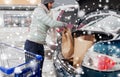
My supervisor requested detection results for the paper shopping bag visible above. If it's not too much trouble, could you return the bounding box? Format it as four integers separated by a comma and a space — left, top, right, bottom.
73, 35, 95, 68
61, 28, 74, 59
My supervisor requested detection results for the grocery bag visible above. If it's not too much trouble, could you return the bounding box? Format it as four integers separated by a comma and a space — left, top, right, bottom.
61, 28, 74, 59
73, 35, 95, 68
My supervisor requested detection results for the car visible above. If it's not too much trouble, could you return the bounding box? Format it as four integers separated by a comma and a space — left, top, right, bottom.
82, 37, 120, 77
79, 10, 120, 35
53, 10, 120, 77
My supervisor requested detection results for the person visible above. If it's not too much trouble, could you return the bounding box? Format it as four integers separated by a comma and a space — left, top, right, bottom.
24, 0, 67, 76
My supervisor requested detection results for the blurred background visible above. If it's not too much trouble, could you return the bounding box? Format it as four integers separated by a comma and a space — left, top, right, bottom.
0, 0, 78, 77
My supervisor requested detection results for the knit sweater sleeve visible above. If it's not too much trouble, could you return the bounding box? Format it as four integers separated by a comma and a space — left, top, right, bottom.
34, 8, 65, 28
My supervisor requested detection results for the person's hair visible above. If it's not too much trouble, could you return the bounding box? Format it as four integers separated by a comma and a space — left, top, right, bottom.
44, 3, 49, 10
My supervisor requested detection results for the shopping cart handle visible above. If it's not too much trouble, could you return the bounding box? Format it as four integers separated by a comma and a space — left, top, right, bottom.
35, 55, 43, 61
25, 51, 43, 61
0, 67, 14, 75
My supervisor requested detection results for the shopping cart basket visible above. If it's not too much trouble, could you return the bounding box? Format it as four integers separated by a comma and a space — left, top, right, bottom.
0, 43, 43, 77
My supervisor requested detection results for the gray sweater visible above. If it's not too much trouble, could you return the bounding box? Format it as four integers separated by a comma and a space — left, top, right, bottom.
27, 4, 64, 44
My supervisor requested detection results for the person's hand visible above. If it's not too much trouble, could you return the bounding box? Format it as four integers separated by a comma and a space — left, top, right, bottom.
56, 27, 64, 33
47, 43, 57, 50
66, 23, 74, 29
56, 23, 74, 32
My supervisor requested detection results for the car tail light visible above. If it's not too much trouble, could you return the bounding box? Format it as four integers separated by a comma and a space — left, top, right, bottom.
82, 47, 120, 71
97, 55, 115, 70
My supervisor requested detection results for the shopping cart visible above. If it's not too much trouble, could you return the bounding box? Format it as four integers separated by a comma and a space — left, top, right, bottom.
0, 43, 43, 77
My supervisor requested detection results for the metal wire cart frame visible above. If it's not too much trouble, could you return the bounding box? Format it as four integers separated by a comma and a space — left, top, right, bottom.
0, 43, 43, 77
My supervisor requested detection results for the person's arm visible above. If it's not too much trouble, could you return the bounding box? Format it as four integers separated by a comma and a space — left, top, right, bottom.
34, 8, 65, 27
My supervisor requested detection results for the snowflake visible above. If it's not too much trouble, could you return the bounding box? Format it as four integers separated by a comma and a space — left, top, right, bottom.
56, 59, 60, 63
116, 49, 120, 52
112, 46, 117, 49
93, 3, 95, 5
14, 67, 22, 74
50, 71, 53, 75
99, 0, 102, 2
12, 6, 15, 10
7, 36, 10, 39
32, 71, 36, 75
78, 10, 85, 17
88, 31, 92, 35
65, 15, 71, 20
117, 73, 120, 77
83, 31, 86, 34
117, 19, 120, 22
0, 53, 8, 60
85, 5, 88, 8
98, 4, 102, 8
88, 8, 90, 10
19, 57, 22, 60
75, 67, 83, 74
99, 36, 102, 39
107, 41, 111, 44
106, 0, 109, 3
